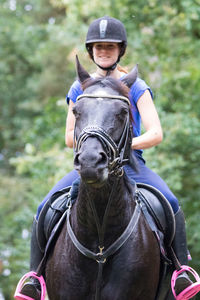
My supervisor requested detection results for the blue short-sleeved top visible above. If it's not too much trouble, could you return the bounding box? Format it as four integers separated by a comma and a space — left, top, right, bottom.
66, 77, 153, 154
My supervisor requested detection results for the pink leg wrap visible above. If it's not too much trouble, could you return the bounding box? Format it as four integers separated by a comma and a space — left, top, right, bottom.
14, 271, 46, 300
171, 265, 200, 300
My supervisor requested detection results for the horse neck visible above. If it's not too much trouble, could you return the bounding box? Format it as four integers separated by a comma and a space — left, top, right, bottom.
71, 176, 136, 248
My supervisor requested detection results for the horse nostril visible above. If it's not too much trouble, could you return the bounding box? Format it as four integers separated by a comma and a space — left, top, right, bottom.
74, 151, 107, 168
74, 153, 80, 167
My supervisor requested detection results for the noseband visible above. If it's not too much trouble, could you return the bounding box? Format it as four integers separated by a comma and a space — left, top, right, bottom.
74, 94, 131, 176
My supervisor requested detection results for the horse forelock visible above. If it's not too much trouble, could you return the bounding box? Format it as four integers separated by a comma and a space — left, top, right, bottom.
81, 77, 130, 99
81, 76, 134, 122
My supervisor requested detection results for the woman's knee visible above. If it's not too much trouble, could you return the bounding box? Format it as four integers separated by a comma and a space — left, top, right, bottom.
164, 192, 179, 213
36, 199, 47, 220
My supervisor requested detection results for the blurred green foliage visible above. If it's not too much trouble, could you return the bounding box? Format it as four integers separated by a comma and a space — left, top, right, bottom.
0, 0, 200, 298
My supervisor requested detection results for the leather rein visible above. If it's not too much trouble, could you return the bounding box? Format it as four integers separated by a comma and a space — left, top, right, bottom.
68, 93, 141, 300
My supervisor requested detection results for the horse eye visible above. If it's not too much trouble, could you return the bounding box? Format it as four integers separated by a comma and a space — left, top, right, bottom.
121, 107, 129, 114
116, 107, 128, 119
72, 107, 81, 118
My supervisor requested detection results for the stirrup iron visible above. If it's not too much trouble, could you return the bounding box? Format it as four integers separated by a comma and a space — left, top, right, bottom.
14, 271, 46, 300
171, 265, 200, 300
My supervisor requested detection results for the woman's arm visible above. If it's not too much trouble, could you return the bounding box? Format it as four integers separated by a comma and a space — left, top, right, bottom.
131, 89, 163, 150
65, 100, 75, 148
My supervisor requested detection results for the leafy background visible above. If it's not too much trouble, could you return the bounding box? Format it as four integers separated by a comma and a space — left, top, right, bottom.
0, 0, 200, 298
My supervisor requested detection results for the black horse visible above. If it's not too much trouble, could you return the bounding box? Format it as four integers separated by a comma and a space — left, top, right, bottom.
45, 58, 173, 300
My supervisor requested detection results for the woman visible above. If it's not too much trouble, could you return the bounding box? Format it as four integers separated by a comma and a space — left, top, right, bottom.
16, 16, 199, 300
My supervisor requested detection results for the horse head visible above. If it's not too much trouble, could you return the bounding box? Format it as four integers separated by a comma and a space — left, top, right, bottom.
73, 56, 138, 186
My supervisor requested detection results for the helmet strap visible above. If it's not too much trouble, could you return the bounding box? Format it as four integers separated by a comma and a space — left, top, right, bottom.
96, 62, 117, 71
94, 59, 119, 76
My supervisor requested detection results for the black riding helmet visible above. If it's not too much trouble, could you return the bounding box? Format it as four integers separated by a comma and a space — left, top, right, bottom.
85, 16, 127, 71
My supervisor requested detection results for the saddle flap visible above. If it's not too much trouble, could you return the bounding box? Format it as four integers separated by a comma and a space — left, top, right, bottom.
37, 187, 71, 252
137, 183, 175, 247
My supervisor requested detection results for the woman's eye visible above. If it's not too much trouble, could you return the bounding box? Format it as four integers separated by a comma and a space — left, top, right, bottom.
94, 44, 101, 49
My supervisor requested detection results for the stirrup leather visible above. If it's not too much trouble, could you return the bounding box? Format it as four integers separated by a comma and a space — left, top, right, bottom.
14, 271, 46, 300
171, 265, 200, 300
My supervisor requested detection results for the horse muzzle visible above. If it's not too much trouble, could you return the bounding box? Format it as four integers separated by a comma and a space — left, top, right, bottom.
74, 137, 109, 186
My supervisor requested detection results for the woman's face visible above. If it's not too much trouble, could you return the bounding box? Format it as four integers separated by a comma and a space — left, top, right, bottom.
92, 42, 120, 68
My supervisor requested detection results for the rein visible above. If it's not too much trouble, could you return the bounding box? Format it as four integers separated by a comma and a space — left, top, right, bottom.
67, 195, 141, 262
69, 93, 137, 299
67, 185, 141, 300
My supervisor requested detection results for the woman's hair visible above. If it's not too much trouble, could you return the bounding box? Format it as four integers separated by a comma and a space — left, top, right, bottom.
117, 65, 128, 74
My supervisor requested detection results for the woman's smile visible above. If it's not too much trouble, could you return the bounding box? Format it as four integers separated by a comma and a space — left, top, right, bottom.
93, 42, 120, 68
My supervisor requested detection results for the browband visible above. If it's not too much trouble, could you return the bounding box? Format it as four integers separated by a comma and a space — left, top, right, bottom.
76, 94, 130, 105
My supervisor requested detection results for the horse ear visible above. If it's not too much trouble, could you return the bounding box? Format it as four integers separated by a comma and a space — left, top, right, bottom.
76, 55, 91, 83
124, 126, 138, 173
121, 64, 138, 88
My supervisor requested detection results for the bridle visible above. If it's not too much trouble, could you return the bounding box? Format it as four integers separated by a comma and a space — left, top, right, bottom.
74, 93, 132, 176
66, 92, 141, 300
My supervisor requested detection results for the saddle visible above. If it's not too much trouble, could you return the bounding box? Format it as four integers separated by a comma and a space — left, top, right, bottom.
37, 187, 71, 252
35, 181, 176, 299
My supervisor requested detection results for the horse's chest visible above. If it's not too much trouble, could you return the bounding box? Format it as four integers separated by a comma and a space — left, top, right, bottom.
46, 212, 160, 300
64, 240, 157, 300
